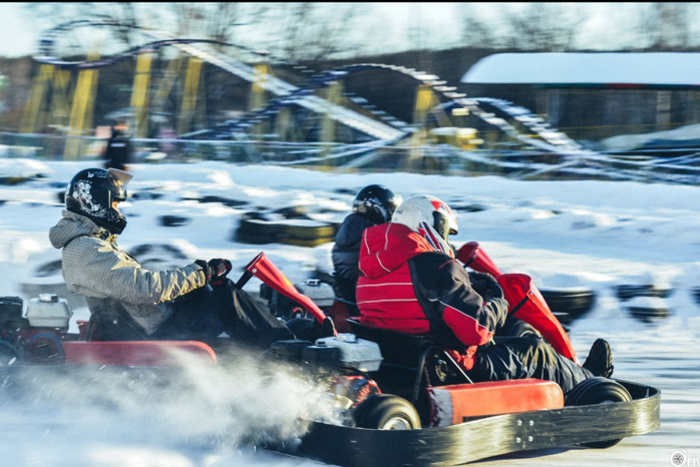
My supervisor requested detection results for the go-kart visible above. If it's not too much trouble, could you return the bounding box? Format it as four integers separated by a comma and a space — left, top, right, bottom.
0, 246, 660, 467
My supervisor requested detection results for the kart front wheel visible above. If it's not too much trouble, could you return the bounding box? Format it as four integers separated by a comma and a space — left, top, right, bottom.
352, 394, 421, 430
0, 340, 21, 366
565, 377, 632, 449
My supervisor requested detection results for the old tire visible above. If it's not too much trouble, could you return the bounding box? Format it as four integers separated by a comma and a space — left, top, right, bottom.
352, 394, 421, 430
565, 377, 632, 448
540, 288, 595, 325
0, 340, 21, 366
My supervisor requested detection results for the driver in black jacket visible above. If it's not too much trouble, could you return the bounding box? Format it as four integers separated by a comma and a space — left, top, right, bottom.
330, 185, 401, 331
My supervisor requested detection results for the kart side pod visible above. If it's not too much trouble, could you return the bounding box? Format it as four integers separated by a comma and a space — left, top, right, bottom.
428, 378, 564, 427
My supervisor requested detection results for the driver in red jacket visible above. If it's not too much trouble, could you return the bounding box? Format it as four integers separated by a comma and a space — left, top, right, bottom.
356, 194, 613, 393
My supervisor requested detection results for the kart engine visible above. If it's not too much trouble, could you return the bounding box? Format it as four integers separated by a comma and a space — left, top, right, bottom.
0, 294, 73, 365
267, 333, 383, 373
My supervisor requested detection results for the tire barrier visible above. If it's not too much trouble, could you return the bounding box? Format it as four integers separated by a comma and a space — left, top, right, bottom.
539, 288, 596, 326
692, 287, 700, 306
615, 284, 671, 322
0, 176, 31, 186
235, 206, 339, 247
158, 215, 191, 227
128, 243, 192, 271
622, 296, 670, 323
181, 195, 248, 208
615, 284, 671, 300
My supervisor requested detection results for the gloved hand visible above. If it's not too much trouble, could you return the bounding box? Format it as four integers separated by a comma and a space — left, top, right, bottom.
196, 258, 232, 286
468, 271, 503, 301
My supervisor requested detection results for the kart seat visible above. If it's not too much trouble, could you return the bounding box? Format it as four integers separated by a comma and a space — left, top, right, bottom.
346, 318, 472, 404
81, 305, 151, 341
346, 318, 443, 367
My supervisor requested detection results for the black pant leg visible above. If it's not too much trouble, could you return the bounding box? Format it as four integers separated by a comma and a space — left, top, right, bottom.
471, 336, 593, 392
226, 282, 295, 347
155, 280, 295, 347
154, 286, 227, 341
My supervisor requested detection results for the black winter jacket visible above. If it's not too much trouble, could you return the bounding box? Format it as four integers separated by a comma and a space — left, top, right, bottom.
331, 213, 377, 303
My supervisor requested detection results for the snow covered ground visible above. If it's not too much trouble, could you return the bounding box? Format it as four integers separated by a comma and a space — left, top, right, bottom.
0, 158, 698, 466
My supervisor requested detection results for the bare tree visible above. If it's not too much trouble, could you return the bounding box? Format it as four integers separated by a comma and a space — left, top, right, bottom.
641, 3, 693, 50
264, 2, 362, 62
459, 7, 499, 49
500, 3, 586, 51
25, 3, 272, 57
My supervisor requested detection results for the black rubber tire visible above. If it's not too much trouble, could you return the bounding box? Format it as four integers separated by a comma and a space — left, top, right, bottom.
626, 304, 669, 323
22, 332, 66, 365
693, 287, 700, 306
0, 340, 22, 366
236, 215, 335, 246
158, 215, 190, 227
565, 377, 632, 448
540, 288, 595, 325
352, 394, 422, 430
616, 284, 671, 301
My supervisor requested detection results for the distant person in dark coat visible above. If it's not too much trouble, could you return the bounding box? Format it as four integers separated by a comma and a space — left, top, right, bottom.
104, 123, 132, 171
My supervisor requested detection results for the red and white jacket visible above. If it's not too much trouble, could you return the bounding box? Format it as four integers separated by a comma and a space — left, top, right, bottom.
356, 223, 509, 370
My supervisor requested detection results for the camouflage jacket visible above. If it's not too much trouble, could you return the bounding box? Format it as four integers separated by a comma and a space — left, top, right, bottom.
49, 210, 206, 335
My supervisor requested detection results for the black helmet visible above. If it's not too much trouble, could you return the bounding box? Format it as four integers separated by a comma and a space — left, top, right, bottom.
352, 184, 401, 224
65, 168, 132, 234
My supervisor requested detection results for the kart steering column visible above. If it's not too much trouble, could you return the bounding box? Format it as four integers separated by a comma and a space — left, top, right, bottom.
457, 242, 579, 364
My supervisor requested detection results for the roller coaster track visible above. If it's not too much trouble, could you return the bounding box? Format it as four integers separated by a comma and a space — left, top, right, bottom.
34, 20, 586, 156
35, 21, 406, 142
192, 62, 588, 157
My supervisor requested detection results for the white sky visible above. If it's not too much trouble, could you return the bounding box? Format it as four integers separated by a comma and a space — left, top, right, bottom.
0, 2, 460, 59
0, 3, 45, 58
0, 3, 663, 60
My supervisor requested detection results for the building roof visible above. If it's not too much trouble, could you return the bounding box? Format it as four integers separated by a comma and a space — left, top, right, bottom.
461, 52, 700, 89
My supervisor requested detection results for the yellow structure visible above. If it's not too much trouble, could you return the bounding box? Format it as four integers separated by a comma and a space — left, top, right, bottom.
178, 56, 203, 136
64, 44, 101, 160
429, 127, 483, 150
20, 64, 55, 134
321, 81, 343, 156
250, 62, 269, 111
130, 51, 153, 138
408, 84, 441, 167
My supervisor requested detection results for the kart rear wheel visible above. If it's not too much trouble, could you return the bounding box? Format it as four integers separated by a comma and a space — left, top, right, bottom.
352, 394, 421, 430
565, 377, 632, 448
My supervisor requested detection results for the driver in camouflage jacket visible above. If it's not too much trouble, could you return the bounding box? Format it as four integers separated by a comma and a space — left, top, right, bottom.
49, 168, 293, 345
49, 209, 207, 339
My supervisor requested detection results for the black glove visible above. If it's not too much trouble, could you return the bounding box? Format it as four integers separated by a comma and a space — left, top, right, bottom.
196, 258, 232, 286
468, 271, 503, 301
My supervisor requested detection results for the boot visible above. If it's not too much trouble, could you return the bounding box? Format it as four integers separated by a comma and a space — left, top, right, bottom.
582, 338, 614, 378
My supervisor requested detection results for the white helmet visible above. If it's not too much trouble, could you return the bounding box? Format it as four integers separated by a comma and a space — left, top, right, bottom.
392, 195, 458, 256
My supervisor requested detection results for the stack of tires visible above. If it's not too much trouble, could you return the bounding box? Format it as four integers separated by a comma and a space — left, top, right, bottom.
539, 287, 596, 326
235, 206, 339, 247
615, 284, 671, 322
